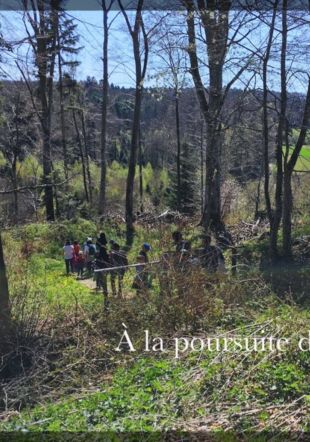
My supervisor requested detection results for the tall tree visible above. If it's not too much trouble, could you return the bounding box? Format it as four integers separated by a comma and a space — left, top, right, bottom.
155, 29, 187, 211
184, 0, 230, 232
118, 0, 149, 244
282, 79, 310, 257
56, 10, 80, 179
269, 0, 287, 260
262, 2, 278, 225
168, 140, 198, 215
22, 0, 60, 221
98, 0, 114, 216
184, 0, 254, 233
0, 90, 36, 223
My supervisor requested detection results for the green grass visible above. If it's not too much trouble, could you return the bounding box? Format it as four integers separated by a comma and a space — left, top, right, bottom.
2, 306, 310, 433
2, 220, 310, 434
285, 145, 310, 171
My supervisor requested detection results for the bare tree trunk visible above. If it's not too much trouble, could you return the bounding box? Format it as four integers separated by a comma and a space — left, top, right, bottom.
119, 0, 148, 245
270, 1, 287, 261
262, 2, 278, 225
175, 92, 181, 211
12, 158, 18, 223
0, 232, 11, 353
98, 1, 109, 215
185, 0, 229, 232
38, 4, 58, 221
139, 128, 144, 213
126, 83, 143, 244
72, 109, 89, 202
200, 117, 204, 215
50, 162, 60, 219
282, 78, 310, 257
282, 169, 292, 257
254, 176, 262, 220
81, 110, 93, 204
57, 25, 68, 180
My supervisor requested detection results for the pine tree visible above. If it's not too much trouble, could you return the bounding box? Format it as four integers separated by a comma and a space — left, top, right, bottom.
168, 141, 198, 215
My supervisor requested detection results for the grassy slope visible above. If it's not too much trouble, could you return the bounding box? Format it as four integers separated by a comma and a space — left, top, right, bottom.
289, 145, 310, 171
2, 306, 310, 433
1, 221, 310, 434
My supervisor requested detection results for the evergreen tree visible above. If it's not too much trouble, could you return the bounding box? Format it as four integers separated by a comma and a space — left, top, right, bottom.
168, 141, 198, 215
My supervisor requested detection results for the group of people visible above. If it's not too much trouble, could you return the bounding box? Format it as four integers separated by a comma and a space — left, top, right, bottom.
171, 231, 226, 273
63, 233, 152, 298
63, 230, 227, 300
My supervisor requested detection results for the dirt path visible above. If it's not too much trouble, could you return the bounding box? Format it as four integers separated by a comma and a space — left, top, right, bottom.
77, 275, 136, 299
78, 277, 97, 290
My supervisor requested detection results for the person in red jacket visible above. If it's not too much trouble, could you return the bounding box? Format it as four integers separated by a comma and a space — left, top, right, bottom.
72, 240, 80, 272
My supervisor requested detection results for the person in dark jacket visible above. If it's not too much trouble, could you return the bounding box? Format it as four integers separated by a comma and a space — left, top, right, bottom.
132, 254, 148, 296
110, 242, 128, 298
172, 231, 191, 253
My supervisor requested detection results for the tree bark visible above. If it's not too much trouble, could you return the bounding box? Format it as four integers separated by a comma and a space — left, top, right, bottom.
200, 117, 204, 215
72, 108, 89, 202
39, 4, 57, 221
25, 1, 59, 222
282, 78, 310, 257
139, 128, 144, 213
57, 23, 68, 180
0, 232, 11, 353
119, 0, 148, 245
185, 0, 229, 232
270, 1, 287, 261
81, 110, 93, 204
262, 2, 278, 225
126, 81, 143, 244
175, 92, 181, 211
98, 1, 109, 215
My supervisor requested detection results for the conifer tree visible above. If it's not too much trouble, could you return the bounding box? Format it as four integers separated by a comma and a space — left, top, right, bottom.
168, 141, 198, 215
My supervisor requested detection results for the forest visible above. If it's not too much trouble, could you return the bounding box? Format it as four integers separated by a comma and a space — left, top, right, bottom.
0, 0, 309, 439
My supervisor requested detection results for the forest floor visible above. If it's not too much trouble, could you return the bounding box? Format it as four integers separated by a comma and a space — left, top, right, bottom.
0, 218, 309, 438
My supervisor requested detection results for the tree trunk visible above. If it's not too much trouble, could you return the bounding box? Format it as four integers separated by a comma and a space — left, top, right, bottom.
262, 1, 278, 225
72, 109, 89, 202
120, 0, 147, 246
51, 162, 60, 219
185, 0, 229, 232
81, 110, 93, 204
98, 2, 109, 215
37, 5, 57, 221
57, 26, 68, 180
254, 176, 262, 220
126, 82, 142, 244
282, 168, 293, 258
270, 1, 287, 261
200, 117, 204, 215
12, 158, 18, 223
282, 78, 310, 257
139, 128, 144, 213
175, 92, 181, 211
0, 232, 11, 352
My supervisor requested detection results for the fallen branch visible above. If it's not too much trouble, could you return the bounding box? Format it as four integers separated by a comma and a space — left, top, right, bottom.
94, 260, 161, 273
0, 174, 79, 195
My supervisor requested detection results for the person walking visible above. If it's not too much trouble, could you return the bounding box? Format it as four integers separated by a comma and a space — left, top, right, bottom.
75, 250, 85, 278
84, 238, 96, 277
110, 242, 128, 298
72, 240, 80, 272
132, 254, 149, 296
63, 240, 74, 275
